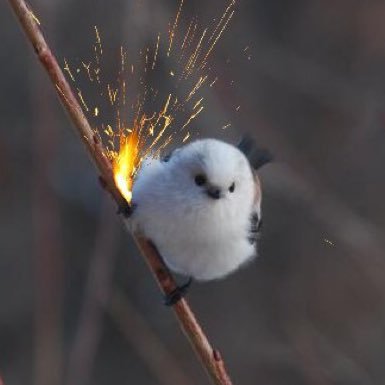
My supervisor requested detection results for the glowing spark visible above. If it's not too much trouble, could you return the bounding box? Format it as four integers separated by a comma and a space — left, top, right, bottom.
236, 105, 240, 111
94, 67, 101, 83
324, 239, 334, 246
183, 132, 191, 142
167, 0, 184, 56
113, 132, 139, 203
145, 47, 149, 72
193, 97, 204, 110
185, 28, 208, 75
116, 109, 122, 131
152, 33, 160, 70
186, 75, 208, 102
222, 123, 231, 130
188, 23, 198, 50
201, 8, 235, 68
208, 0, 235, 44
28, 7, 41, 25
122, 81, 126, 105
82, 62, 93, 82
209, 77, 218, 87
120, 46, 125, 72
94, 26, 103, 55
147, 94, 173, 151
63, 58, 75, 82
243, 46, 249, 52
154, 134, 174, 158
94, 46, 100, 65
170, 71, 175, 76
107, 84, 118, 105
104, 125, 114, 137
94, 107, 99, 117
161, 94, 172, 115
182, 106, 204, 130
77, 89, 89, 111
181, 19, 193, 50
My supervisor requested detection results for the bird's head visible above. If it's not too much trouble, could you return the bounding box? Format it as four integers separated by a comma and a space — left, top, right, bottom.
166, 139, 257, 211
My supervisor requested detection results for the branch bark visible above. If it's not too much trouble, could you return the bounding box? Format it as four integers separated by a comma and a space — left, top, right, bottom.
7, 1, 233, 384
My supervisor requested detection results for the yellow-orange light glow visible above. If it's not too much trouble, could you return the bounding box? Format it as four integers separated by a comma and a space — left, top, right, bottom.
113, 132, 139, 203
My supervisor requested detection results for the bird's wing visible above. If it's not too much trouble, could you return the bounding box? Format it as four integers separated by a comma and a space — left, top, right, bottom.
248, 173, 262, 245
248, 211, 262, 245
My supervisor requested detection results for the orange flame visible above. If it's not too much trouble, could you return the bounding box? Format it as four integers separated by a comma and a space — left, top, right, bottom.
113, 131, 139, 203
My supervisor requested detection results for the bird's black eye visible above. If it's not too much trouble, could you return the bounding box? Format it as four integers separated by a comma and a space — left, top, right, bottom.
229, 182, 235, 193
194, 174, 206, 186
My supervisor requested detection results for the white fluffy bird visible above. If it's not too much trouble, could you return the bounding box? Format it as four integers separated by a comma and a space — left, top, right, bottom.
130, 137, 270, 300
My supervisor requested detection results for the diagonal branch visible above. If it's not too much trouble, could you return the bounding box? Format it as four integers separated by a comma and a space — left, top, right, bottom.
7, 1, 233, 384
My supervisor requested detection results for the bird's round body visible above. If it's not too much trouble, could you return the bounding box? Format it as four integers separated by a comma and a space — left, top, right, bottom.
131, 139, 262, 281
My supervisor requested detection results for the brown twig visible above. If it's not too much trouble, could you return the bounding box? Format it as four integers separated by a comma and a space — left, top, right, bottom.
7, 1, 233, 384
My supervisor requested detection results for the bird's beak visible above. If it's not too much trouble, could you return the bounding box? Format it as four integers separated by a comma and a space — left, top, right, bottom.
206, 187, 223, 200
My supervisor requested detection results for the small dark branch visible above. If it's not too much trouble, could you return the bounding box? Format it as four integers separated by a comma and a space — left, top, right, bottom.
7, 1, 234, 384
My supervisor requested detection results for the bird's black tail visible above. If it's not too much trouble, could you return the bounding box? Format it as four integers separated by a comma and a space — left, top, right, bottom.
237, 135, 273, 170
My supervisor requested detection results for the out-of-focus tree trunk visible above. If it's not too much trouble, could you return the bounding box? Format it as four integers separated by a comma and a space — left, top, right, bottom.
65, 200, 118, 385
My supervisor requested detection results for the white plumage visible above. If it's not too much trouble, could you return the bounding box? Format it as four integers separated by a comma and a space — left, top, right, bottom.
131, 138, 262, 281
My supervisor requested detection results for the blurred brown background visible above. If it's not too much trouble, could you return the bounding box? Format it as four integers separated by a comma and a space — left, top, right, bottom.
2, 0, 385, 384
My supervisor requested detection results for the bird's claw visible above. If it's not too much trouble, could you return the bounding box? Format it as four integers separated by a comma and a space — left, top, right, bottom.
117, 202, 136, 218
164, 277, 193, 306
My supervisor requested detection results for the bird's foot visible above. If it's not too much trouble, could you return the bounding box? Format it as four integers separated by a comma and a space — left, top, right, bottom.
164, 277, 193, 306
117, 201, 136, 217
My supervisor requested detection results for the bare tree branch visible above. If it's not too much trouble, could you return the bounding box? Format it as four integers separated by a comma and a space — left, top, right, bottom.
7, 1, 233, 384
